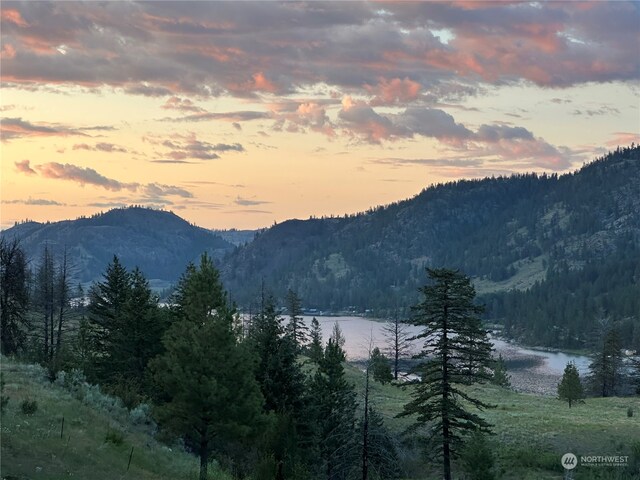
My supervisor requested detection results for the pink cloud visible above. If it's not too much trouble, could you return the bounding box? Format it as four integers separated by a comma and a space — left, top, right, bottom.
365, 77, 422, 106
14, 159, 36, 175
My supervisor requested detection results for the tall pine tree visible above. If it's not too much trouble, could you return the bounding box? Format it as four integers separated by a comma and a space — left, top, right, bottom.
151, 254, 264, 480
398, 268, 494, 480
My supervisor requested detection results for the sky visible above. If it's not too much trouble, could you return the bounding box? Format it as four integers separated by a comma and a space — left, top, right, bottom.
1, 1, 639, 230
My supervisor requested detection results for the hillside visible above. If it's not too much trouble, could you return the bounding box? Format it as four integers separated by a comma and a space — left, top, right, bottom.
0, 357, 232, 480
1, 207, 234, 285
220, 146, 640, 347
2, 357, 638, 480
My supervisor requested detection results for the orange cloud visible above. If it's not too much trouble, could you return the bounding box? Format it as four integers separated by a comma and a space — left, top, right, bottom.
366, 77, 422, 106
1, 9, 28, 27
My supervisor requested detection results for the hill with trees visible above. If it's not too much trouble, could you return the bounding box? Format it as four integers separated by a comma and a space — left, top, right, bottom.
0, 207, 234, 285
220, 146, 640, 349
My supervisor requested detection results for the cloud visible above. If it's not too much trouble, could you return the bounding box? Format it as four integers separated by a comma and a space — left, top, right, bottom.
234, 196, 270, 206
3, 1, 636, 101
15, 160, 193, 199
164, 110, 271, 123
72, 142, 127, 153
606, 132, 640, 147
1, 117, 84, 141
36, 162, 135, 191
144, 133, 243, 161
161, 96, 206, 113
365, 77, 422, 106
5, 197, 65, 206
14, 159, 36, 175
1, 117, 115, 141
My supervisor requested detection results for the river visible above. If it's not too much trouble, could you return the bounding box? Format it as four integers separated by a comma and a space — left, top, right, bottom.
305, 315, 592, 396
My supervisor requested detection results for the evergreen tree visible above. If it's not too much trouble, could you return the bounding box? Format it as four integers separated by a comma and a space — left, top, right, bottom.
151, 254, 264, 480
398, 268, 494, 480
370, 347, 393, 385
308, 317, 324, 363
491, 354, 511, 388
34, 244, 55, 363
113, 267, 165, 402
87, 255, 132, 384
310, 338, 358, 479
0, 238, 30, 355
285, 289, 308, 351
588, 328, 624, 397
557, 362, 584, 408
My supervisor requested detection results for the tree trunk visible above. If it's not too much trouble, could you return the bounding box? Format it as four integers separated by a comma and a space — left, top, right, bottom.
442, 297, 451, 480
199, 439, 208, 480
362, 364, 370, 480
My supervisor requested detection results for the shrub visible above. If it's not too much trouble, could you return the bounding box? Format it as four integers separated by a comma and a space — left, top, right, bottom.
20, 398, 38, 415
0, 372, 9, 414
130, 403, 153, 426
105, 428, 125, 446
459, 432, 495, 480
628, 406, 634, 418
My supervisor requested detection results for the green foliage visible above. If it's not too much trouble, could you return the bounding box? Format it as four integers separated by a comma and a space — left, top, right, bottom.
87, 258, 165, 404
0, 237, 30, 355
588, 328, 624, 397
222, 146, 640, 343
1, 372, 9, 413
285, 289, 308, 351
359, 406, 401, 479
309, 338, 358, 478
20, 398, 38, 415
307, 317, 323, 363
399, 268, 494, 480
104, 428, 125, 446
370, 347, 393, 385
459, 432, 495, 480
491, 354, 511, 388
627, 406, 634, 418
557, 362, 584, 408
151, 254, 265, 480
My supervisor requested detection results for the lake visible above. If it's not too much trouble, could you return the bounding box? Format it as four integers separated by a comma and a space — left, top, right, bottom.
306, 315, 592, 396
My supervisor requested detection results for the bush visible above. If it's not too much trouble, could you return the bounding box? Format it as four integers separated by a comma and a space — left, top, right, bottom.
628, 406, 634, 418
459, 432, 495, 480
130, 403, 153, 426
20, 398, 38, 415
105, 428, 125, 446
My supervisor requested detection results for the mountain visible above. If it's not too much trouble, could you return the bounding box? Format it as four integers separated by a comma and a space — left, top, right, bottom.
1, 207, 234, 286
211, 228, 258, 246
220, 146, 640, 348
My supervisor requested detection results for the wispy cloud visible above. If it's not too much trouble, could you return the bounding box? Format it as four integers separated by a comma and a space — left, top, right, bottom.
16, 160, 193, 199
4, 197, 65, 206
72, 142, 128, 153
234, 196, 270, 206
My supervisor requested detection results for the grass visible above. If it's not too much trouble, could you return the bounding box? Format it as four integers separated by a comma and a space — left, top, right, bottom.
2, 356, 638, 479
343, 362, 640, 479
0, 357, 232, 480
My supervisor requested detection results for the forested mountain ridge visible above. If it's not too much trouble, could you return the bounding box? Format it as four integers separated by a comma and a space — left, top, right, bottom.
221, 146, 640, 346
1, 207, 234, 284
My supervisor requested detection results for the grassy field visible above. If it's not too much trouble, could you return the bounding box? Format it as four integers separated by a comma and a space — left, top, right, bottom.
1, 357, 638, 480
0, 358, 231, 480
343, 362, 640, 480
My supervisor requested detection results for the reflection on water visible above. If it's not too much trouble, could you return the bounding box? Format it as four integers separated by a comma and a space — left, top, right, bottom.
303, 315, 592, 396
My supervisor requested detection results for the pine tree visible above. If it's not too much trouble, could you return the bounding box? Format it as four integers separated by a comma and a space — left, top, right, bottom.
310, 338, 358, 479
151, 254, 264, 480
491, 354, 511, 388
285, 289, 308, 351
0, 238, 30, 355
370, 347, 393, 385
87, 256, 132, 384
34, 244, 56, 363
308, 317, 324, 363
588, 328, 624, 397
558, 362, 584, 408
398, 268, 494, 480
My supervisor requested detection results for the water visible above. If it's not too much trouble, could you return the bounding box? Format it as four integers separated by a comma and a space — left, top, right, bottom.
304, 315, 592, 395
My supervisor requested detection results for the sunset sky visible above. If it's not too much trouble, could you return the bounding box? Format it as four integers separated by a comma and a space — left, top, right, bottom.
1, 1, 639, 230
